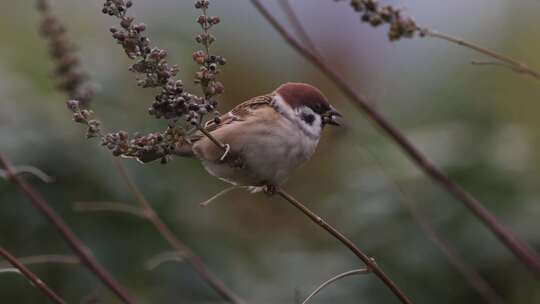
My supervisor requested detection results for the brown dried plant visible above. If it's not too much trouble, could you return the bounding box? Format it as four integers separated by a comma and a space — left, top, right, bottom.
17, 1, 539, 303
34, 0, 245, 303
337, 0, 540, 80
251, 0, 540, 277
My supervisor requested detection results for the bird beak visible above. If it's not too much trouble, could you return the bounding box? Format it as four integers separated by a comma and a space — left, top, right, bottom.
325, 106, 342, 126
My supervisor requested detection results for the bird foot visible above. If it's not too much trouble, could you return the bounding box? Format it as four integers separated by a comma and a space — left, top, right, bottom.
263, 185, 278, 196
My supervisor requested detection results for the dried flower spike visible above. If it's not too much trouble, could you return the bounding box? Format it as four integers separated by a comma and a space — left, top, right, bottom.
37, 0, 96, 107
104, 0, 192, 122
336, 0, 419, 41
193, 0, 225, 124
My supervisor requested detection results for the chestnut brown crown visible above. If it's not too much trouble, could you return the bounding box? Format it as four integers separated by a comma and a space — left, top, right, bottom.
275, 83, 332, 115
276, 82, 341, 126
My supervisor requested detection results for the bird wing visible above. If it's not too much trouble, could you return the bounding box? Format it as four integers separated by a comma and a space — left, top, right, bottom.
136, 94, 275, 163
186, 93, 278, 163
203, 93, 274, 133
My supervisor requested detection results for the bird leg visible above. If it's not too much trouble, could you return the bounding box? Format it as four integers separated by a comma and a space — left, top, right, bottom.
263, 185, 278, 196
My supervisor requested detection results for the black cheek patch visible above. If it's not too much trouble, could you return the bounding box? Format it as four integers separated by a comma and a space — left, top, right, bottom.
302, 113, 315, 125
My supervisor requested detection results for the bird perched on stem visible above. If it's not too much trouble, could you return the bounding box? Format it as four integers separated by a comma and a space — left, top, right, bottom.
142, 82, 342, 192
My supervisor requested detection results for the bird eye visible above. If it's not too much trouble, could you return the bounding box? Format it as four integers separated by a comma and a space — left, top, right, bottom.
302, 113, 315, 125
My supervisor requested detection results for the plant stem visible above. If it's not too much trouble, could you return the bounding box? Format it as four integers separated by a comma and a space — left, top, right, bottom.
113, 159, 246, 304
277, 189, 414, 304
250, 0, 540, 276
422, 29, 540, 80
0, 154, 136, 304
361, 145, 505, 304
301, 268, 370, 304
277, 4, 504, 301
0, 255, 79, 269
0, 247, 66, 304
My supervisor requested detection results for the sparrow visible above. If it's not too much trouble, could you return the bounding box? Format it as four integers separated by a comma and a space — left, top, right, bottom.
144, 82, 341, 191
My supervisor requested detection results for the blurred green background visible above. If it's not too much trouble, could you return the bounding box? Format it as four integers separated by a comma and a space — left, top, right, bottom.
1, 0, 540, 303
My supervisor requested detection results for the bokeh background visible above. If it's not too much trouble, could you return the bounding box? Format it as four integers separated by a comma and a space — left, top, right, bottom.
1, 0, 540, 303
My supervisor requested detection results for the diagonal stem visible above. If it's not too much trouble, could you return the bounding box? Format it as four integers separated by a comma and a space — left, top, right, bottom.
0, 166, 54, 183
74, 202, 149, 219
0, 154, 136, 304
0, 247, 66, 304
0, 254, 79, 269
277, 189, 414, 304
278, 3, 504, 301
277, 0, 319, 54
145, 251, 186, 270
361, 145, 505, 304
112, 159, 246, 304
251, 0, 540, 276
302, 268, 370, 304
422, 29, 540, 80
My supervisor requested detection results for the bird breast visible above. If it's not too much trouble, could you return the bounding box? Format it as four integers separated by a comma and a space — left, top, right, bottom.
193, 108, 320, 186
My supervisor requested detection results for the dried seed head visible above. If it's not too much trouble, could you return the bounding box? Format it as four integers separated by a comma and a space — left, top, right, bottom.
343, 0, 419, 41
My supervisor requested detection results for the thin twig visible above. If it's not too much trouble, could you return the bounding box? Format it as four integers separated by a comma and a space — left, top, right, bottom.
112, 159, 246, 304
251, 0, 540, 275
276, 188, 413, 304
301, 268, 370, 304
333, 0, 540, 80
200, 186, 248, 207
145, 251, 186, 270
277, 4, 504, 299
0, 254, 79, 269
0, 268, 21, 274
74, 201, 148, 219
0, 154, 136, 304
0, 166, 54, 183
422, 29, 540, 80
360, 146, 505, 304
277, 0, 319, 53
0, 247, 66, 304
470, 60, 523, 73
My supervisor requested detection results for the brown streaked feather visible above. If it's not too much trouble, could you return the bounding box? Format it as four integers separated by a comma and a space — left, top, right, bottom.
139, 94, 275, 162
172, 94, 275, 159
193, 102, 279, 163
203, 94, 274, 133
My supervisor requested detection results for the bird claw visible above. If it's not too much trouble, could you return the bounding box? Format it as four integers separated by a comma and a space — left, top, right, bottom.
263, 185, 278, 196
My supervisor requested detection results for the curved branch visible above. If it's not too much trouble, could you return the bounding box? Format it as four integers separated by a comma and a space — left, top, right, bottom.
0, 254, 79, 269
74, 162, 246, 304
251, 0, 540, 276
361, 145, 505, 304
145, 251, 186, 270
333, 0, 540, 80
0, 166, 54, 183
277, 189, 413, 304
112, 159, 246, 304
422, 29, 540, 80
302, 268, 370, 304
277, 3, 505, 299
277, 0, 318, 54
0, 154, 136, 304
277, 4, 504, 301
0, 268, 21, 274
0, 247, 66, 304
199, 186, 249, 207
74, 202, 148, 219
